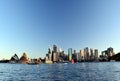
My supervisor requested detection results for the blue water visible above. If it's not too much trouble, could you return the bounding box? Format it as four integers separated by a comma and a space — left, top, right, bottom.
0, 62, 120, 81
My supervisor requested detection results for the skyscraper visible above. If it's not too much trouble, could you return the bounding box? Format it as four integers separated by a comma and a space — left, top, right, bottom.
48, 48, 51, 54
84, 47, 89, 61
45, 48, 53, 64
58, 48, 62, 58
90, 48, 94, 61
80, 49, 84, 61
53, 45, 57, 53
94, 49, 99, 61
53, 52, 57, 62
48, 48, 52, 61
73, 49, 77, 62
52, 45, 58, 62
77, 52, 81, 62
68, 48, 72, 61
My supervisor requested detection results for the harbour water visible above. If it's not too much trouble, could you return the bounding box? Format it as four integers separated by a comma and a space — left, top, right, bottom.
0, 62, 120, 81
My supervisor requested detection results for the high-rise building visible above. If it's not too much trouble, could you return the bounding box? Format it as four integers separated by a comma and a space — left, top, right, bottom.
45, 48, 53, 64
90, 48, 94, 61
52, 45, 58, 62
77, 52, 81, 62
48, 53, 52, 61
53, 45, 57, 53
84, 47, 89, 61
73, 49, 77, 62
94, 49, 98, 61
47, 48, 52, 61
58, 48, 62, 58
84, 48, 87, 61
68, 48, 72, 61
74, 50, 77, 54
48, 48, 51, 54
53, 52, 57, 62
80, 49, 84, 61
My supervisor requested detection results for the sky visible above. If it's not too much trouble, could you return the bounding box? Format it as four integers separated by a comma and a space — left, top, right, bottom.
0, 0, 120, 59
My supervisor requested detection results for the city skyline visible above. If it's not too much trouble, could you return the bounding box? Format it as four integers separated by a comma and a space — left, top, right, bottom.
8, 45, 115, 63
0, 0, 120, 59
0, 44, 117, 60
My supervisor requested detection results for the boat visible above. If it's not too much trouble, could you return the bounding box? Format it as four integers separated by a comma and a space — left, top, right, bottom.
27, 61, 40, 65
27, 62, 39, 65
27, 59, 40, 65
64, 63, 68, 64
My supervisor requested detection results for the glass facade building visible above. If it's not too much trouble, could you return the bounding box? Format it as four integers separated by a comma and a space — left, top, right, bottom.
68, 48, 72, 61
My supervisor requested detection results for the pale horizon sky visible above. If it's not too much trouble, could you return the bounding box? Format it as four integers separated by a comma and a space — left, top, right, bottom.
0, 0, 120, 59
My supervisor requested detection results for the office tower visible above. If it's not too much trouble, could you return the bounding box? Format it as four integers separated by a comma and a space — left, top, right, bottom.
74, 50, 77, 54
77, 52, 81, 62
94, 49, 98, 61
48, 53, 52, 61
68, 48, 72, 61
73, 49, 78, 62
48, 48, 51, 54
80, 49, 84, 61
52, 45, 58, 62
84, 47, 89, 61
90, 48, 94, 61
45, 48, 53, 64
46, 48, 52, 61
84, 48, 87, 61
53, 52, 57, 62
53, 45, 57, 53
48, 48, 52, 61
58, 48, 62, 57
86, 47, 89, 60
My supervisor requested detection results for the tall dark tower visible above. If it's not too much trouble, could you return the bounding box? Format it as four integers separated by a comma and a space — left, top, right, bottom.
48, 48, 51, 54
53, 45, 57, 53
48, 48, 52, 61
52, 45, 58, 62
84, 47, 89, 61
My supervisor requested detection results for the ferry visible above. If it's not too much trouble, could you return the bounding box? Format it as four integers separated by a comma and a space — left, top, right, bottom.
27, 59, 40, 65
27, 61, 40, 65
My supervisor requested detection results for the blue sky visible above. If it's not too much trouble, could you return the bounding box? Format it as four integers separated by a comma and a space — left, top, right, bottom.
0, 0, 120, 59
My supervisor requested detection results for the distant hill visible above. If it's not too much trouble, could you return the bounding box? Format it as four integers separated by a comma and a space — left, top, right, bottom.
108, 53, 120, 61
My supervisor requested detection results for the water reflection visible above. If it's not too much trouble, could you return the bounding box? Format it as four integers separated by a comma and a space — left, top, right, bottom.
0, 63, 120, 80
